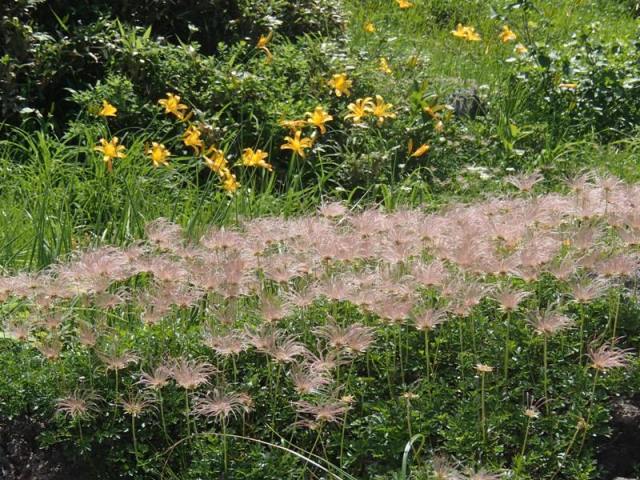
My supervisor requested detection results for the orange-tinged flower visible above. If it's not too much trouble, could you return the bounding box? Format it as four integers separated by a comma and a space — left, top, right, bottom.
98, 100, 117, 117
305, 106, 333, 134
94, 137, 126, 173
344, 97, 373, 123
204, 146, 228, 174
410, 143, 430, 157
328, 73, 352, 97
241, 148, 273, 171
379, 57, 392, 74
451, 23, 481, 42
257, 31, 273, 63
279, 119, 307, 131
371, 95, 396, 126
281, 130, 313, 158
183, 125, 204, 154
146, 142, 171, 167
499, 25, 517, 43
222, 171, 240, 193
364, 22, 376, 33
158, 93, 189, 120
515, 43, 528, 54
396, 0, 413, 8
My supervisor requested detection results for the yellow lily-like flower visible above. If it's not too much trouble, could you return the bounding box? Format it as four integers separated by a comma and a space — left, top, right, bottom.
364, 22, 376, 33
371, 95, 396, 126
158, 93, 189, 120
279, 118, 308, 132
514, 43, 528, 54
328, 73, 352, 97
221, 170, 240, 193
379, 57, 392, 74
94, 137, 126, 173
559, 82, 578, 90
146, 142, 171, 167
280, 130, 313, 158
241, 148, 273, 171
410, 143, 430, 157
182, 125, 204, 154
344, 97, 373, 123
257, 31, 273, 63
499, 25, 517, 43
203, 146, 228, 174
98, 100, 117, 117
305, 106, 333, 134
451, 23, 481, 42
396, 0, 413, 8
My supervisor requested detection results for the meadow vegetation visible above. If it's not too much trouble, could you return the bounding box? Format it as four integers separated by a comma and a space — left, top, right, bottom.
1, 0, 640, 479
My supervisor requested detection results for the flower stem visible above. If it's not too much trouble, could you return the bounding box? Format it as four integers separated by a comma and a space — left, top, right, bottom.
520, 416, 531, 458
158, 390, 170, 444
480, 372, 487, 444
131, 415, 139, 463
222, 417, 228, 473
543, 335, 549, 414
184, 390, 191, 439
503, 311, 511, 383
339, 408, 349, 468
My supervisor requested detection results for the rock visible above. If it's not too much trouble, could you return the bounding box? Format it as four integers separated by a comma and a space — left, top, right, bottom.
447, 88, 487, 119
597, 396, 640, 480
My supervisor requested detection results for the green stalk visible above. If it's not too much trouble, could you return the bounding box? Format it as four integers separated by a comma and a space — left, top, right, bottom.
397, 324, 405, 386
503, 310, 511, 383
611, 289, 621, 341
131, 415, 139, 463
424, 329, 430, 380
578, 302, 586, 366
480, 372, 487, 444
405, 399, 413, 439
520, 416, 531, 458
339, 407, 349, 468
222, 417, 228, 473
158, 390, 170, 444
184, 390, 191, 438
543, 335, 549, 414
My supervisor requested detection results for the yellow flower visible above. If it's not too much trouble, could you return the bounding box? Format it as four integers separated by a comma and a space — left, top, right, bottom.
371, 95, 396, 126
451, 23, 481, 42
475, 363, 494, 373
328, 73, 352, 97
257, 31, 273, 63
499, 25, 517, 43
379, 57, 392, 74
410, 143, 430, 157
279, 119, 308, 131
434, 120, 445, 133
94, 137, 126, 173
396, 0, 413, 8
280, 130, 313, 158
344, 97, 373, 123
241, 148, 273, 171
515, 43, 529, 54
559, 82, 578, 90
221, 169, 240, 193
158, 93, 189, 120
305, 106, 333, 134
203, 147, 228, 174
364, 21, 376, 33
182, 125, 204, 154
98, 100, 117, 117
146, 142, 171, 167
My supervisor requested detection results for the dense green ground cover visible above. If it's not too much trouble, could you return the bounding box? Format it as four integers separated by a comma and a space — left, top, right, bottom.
1, 0, 640, 479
